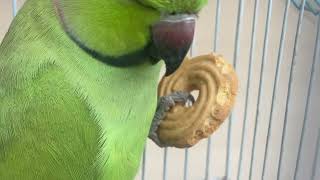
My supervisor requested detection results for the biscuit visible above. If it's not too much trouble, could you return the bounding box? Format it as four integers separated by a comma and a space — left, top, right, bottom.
157, 53, 238, 148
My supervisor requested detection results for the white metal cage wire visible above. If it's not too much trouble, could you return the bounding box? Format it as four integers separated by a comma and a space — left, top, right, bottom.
0, 0, 320, 180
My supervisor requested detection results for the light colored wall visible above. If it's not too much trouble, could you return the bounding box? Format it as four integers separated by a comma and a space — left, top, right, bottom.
1, 0, 319, 180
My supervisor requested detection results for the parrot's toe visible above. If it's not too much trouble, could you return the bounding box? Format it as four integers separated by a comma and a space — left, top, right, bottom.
148, 91, 195, 147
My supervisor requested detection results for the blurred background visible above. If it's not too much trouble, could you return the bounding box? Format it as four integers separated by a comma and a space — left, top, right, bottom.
1, 0, 320, 180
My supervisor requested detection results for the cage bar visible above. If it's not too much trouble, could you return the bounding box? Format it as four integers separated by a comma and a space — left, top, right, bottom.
293, 15, 320, 180
226, 0, 245, 178
276, 0, 307, 180
204, 1, 221, 179
311, 129, 320, 180
141, 146, 147, 180
248, 0, 274, 179
236, 0, 260, 179
12, 0, 17, 17
261, 1, 291, 179
163, 148, 168, 180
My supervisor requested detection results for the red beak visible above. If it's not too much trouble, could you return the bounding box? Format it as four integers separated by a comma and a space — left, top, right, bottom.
150, 14, 196, 76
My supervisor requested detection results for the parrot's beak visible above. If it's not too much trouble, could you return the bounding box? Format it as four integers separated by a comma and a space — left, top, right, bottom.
150, 14, 196, 76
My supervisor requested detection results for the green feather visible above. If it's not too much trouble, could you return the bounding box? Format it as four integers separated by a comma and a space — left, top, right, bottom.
0, 0, 207, 179
138, 0, 208, 13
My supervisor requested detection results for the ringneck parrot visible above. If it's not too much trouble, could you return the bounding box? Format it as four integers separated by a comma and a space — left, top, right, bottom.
0, 0, 207, 179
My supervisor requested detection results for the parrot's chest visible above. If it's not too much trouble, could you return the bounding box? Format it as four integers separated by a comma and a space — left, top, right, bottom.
60, 54, 162, 179
79, 71, 160, 179
92, 90, 155, 179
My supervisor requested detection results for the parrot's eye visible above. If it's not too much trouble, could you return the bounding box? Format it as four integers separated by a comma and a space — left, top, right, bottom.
170, 12, 177, 15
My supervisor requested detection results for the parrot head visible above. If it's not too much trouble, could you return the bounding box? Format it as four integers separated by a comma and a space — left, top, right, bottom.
53, 0, 208, 75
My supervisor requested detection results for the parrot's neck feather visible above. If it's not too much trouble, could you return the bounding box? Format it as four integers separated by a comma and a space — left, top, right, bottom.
52, 0, 152, 67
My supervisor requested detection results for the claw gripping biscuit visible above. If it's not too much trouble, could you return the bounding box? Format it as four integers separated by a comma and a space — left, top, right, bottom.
157, 53, 238, 148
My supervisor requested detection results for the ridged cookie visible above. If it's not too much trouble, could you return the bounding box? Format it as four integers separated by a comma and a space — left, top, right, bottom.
157, 53, 238, 148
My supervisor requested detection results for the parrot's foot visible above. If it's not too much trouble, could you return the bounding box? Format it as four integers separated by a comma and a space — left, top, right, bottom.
148, 91, 195, 147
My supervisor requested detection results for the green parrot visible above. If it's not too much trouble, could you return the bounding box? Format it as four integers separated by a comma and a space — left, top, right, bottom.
0, 0, 207, 179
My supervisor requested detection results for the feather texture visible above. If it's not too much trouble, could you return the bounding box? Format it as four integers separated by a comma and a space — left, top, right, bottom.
0, 0, 206, 179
